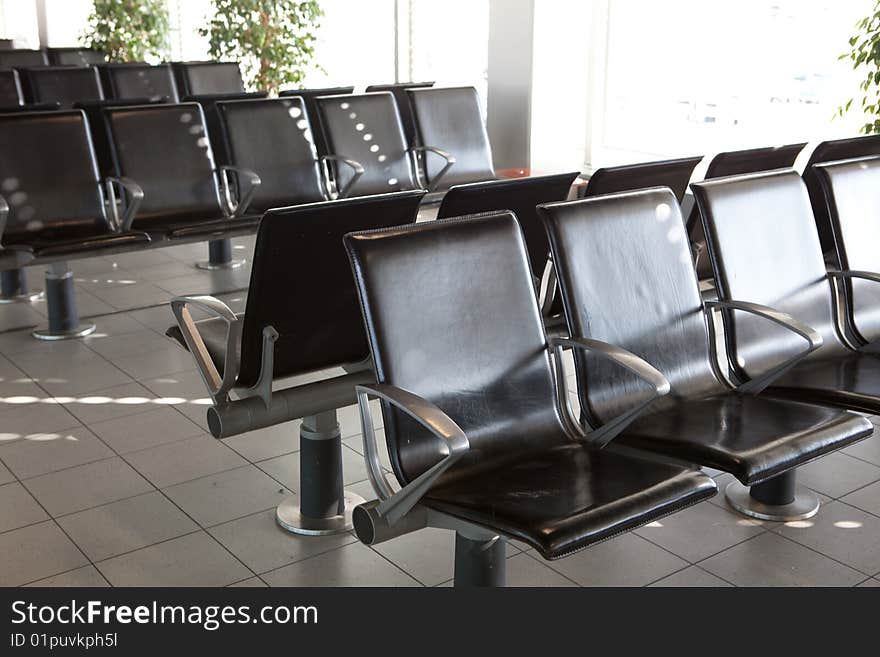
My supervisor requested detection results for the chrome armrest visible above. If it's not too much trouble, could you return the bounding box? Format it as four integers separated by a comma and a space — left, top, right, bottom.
0, 194, 8, 247
320, 155, 364, 199
550, 336, 670, 448
356, 383, 469, 525
540, 260, 559, 316
411, 146, 456, 192
691, 240, 704, 268
218, 165, 262, 218
827, 268, 880, 286
705, 299, 822, 394
105, 177, 144, 232
170, 295, 242, 404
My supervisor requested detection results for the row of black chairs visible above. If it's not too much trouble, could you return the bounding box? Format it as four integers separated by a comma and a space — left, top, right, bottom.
167, 154, 880, 586
0, 46, 105, 67
0, 85, 494, 337
0, 60, 247, 108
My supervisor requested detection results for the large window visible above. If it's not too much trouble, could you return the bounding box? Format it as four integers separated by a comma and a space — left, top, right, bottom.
597, 0, 871, 165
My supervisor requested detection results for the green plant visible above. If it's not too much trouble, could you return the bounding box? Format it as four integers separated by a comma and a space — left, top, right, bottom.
81, 0, 170, 63
839, 1, 880, 133
200, 0, 323, 94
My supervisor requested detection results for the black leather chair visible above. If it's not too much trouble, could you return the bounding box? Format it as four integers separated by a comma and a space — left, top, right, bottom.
102, 102, 261, 268
21, 65, 104, 108
99, 63, 179, 102
540, 189, 872, 523
316, 92, 421, 198
407, 86, 496, 192
168, 191, 425, 535
280, 86, 354, 158
436, 172, 579, 324
813, 156, 880, 351
0, 49, 48, 68
801, 135, 880, 254
343, 211, 716, 586
171, 61, 245, 96
0, 69, 23, 107
0, 195, 35, 273
688, 144, 806, 280
47, 48, 106, 66
214, 97, 326, 212
365, 81, 433, 148
695, 167, 880, 417
183, 91, 269, 167
584, 156, 701, 202
0, 110, 150, 337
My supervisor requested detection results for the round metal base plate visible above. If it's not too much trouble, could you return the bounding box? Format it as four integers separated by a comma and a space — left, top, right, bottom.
276, 492, 367, 536
725, 480, 820, 522
32, 322, 97, 341
195, 259, 246, 271
0, 291, 44, 305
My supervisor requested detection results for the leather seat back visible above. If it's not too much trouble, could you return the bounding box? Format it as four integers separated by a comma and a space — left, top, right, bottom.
345, 212, 566, 486
814, 156, 880, 345
802, 135, 880, 254
104, 103, 223, 226
407, 86, 495, 190
183, 92, 268, 166
47, 48, 106, 66
100, 63, 179, 102
0, 110, 110, 243
23, 66, 104, 108
366, 81, 433, 148
280, 86, 354, 158
437, 172, 579, 275
317, 92, 418, 197
540, 189, 725, 422
0, 49, 49, 68
693, 170, 851, 382
172, 62, 244, 97
0, 69, 23, 106
690, 144, 806, 279
585, 156, 702, 203
237, 190, 425, 387
216, 97, 325, 212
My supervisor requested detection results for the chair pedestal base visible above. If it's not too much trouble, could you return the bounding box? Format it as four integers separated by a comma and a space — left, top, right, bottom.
0, 269, 43, 304
725, 474, 819, 522
453, 533, 506, 587
32, 263, 96, 341
274, 409, 365, 536
276, 491, 366, 536
195, 238, 245, 271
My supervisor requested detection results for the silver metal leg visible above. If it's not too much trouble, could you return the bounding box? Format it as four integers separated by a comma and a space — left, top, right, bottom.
453, 533, 506, 587
275, 409, 366, 536
195, 238, 245, 270
725, 470, 819, 522
32, 263, 96, 341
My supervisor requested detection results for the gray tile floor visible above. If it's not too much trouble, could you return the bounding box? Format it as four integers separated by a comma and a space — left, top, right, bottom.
1, 235, 879, 587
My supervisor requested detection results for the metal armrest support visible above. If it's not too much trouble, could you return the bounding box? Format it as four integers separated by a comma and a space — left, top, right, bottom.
410, 146, 456, 192
218, 165, 262, 218
170, 295, 242, 404
0, 194, 8, 247
356, 383, 469, 525
705, 299, 822, 394
320, 155, 364, 199
105, 177, 144, 232
540, 261, 559, 316
550, 336, 670, 448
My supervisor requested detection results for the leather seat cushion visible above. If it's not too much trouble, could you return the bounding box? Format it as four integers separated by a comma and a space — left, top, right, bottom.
160, 214, 261, 240
618, 393, 872, 485
166, 314, 243, 374
32, 231, 150, 258
768, 352, 880, 415
423, 443, 716, 560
